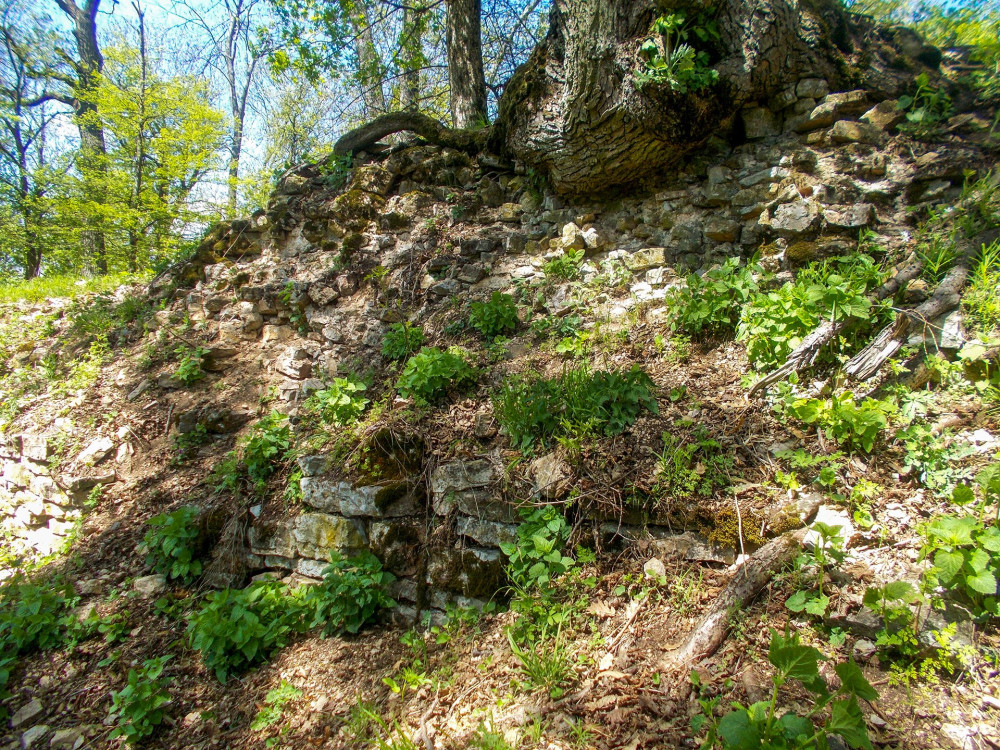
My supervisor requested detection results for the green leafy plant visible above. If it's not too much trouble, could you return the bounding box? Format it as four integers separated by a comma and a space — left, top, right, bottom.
468, 292, 519, 340
780, 391, 895, 453
319, 153, 352, 190
919, 472, 1000, 618
898, 424, 976, 497
186, 581, 309, 681
494, 364, 659, 451
172, 345, 209, 385
542, 249, 585, 281
382, 322, 425, 361
243, 411, 293, 487
501, 506, 576, 590
251, 679, 303, 731
306, 377, 369, 425
898, 72, 953, 136
963, 240, 1000, 334
108, 655, 173, 744
655, 425, 734, 498
862, 581, 923, 658
785, 522, 846, 618
302, 552, 396, 635
141, 505, 203, 584
691, 630, 878, 749
667, 258, 758, 337
396, 347, 476, 403
508, 627, 576, 699
636, 12, 720, 93
279, 281, 310, 335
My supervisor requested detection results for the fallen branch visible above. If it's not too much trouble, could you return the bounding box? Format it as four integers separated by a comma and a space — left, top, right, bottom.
747, 260, 923, 397
663, 528, 806, 670
334, 112, 487, 157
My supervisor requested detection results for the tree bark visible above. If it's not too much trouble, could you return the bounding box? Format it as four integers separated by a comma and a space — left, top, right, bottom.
55, 0, 109, 272
446, 0, 488, 128
489, 0, 934, 196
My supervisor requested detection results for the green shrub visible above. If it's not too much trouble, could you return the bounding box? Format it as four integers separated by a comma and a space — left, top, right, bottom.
243, 411, 293, 486
381, 322, 425, 361
655, 425, 734, 498
542, 249, 585, 281
307, 377, 369, 425
963, 240, 1000, 334
666, 258, 758, 337
898, 72, 953, 137
635, 12, 719, 92
172, 345, 209, 385
468, 292, 519, 340
141, 506, 203, 584
500, 507, 575, 590
785, 522, 846, 619
691, 630, 878, 750
108, 655, 173, 744
493, 364, 659, 451
919, 467, 1000, 619
186, 581, 309, 682
251, 679, 302, 731
396, 347, 476, 403
779, 391, 895, 453
898, 424, 976, 497
302, 552, 396, 635
737, 255, 886, 370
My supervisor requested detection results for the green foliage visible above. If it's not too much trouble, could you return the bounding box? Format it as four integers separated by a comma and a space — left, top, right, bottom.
737, 255, 886, 370
493, 364, 659, 451
141, 506, 203, 584
655, 425, 734, 498
916, 234, 960, 285
319, 153, 352, 190
468, 292, 519, 340
667, 258, 758, 337
963, 240, 1000, 334
919, 469, 1000, 618
636, 12, 720, 93
0, 273, 146, 304
862, 581, 923, 658
306, 377, 369, 425
381, 322, 425, 361
186, 581, 308, 682
500, 507, 576, 590
302, 552, 396, 635
251, 679, 303, 731
530, 314, 581, 340
692, 630, 878, 750
508, 628, 576, 699
898, 72, 953, 137
898, 424, 976, 497
108, 656, 173, 744
0, 575, 78, 696
279, 281, 310, 336
779, 391, 895, 453
243, 411, 293, 487
786, 522, 846, 619
396, 347, 476, 403
172, 346, 209, 385
542, 249, 585, 281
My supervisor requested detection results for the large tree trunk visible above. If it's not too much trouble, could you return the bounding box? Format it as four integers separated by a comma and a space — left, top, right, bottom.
489, 0, 930, 196
55, 0, 109, 272
446, 0, 488, 128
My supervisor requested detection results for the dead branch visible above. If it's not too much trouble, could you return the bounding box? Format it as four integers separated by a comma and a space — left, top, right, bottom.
663, 528, 806, 670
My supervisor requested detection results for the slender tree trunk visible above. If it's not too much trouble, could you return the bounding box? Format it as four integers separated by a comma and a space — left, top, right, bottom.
399, 4, 423, 111
128, 1, 148, 273
446, 0, 487, 128
350, 2, 387, 119
55, 0, 109, 272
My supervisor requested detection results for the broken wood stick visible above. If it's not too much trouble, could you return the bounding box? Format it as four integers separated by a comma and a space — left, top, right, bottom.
663, 528, 806, 670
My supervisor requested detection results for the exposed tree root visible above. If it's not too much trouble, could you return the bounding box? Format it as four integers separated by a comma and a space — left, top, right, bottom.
663, 528, 806, 670
334, 112, 487, 157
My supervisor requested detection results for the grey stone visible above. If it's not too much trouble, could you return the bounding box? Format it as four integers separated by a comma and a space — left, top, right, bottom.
643, 557, 667, 580
796, 78, 829, 99
456, 517, 518, 548
430, 459, 494, 499
293, 513, 367, 559
739, 167, 789, 188
47, 727, 85, 750
77, 437, 114, 467
626, 247, 667, 272
703, 217, 741, 243
133, 574, 167, 599
11, 698, 43, 728
824, 203, 875, 230
297, 455, 329, 477
829, 120, 886, 146
918, 601, 975, 653
796, 90, 869, 131
275, 347, 312, 379
248, 520, 297, 558
528, 453, 572, 499
742, 106, 781, 139
861, 100, 904, 131
762, 201, 819, 237
853, 639, 876, 659
429, 279, 462, 297
20, 725, 50, 750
